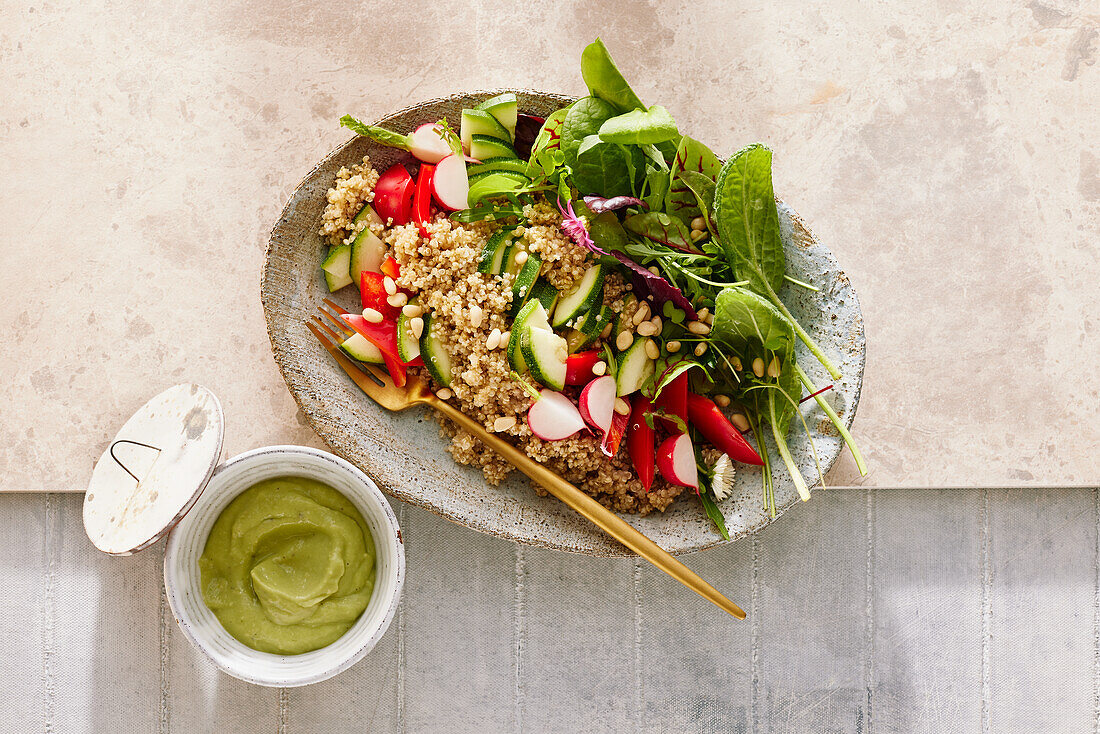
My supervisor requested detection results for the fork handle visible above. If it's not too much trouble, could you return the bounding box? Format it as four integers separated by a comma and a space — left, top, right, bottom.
427, 398, 746, 620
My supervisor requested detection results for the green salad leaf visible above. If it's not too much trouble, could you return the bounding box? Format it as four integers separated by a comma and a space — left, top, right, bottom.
666, 135, 723, 222
598, 105, 679, 145
525, 106, 571, 177
580, 37, 645, 113
560, 96, 618, 168
712, 286, 793, 355
339, 115, 412, 150
713, 144, 785, 294
677, 170, 718, 235
623, 212, 699, 254
572, 135, 637, 198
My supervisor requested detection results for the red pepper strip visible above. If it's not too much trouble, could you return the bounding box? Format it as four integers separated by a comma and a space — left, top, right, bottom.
340, 314, 407, 388
655, 372, 688, 431
601, 399, 630, 457
380, 256, 400, 280
626, 397, 655, 491
685, 393, 763, 466
373, 164, 415, 226
413, 164, 435, 239
565, 351, 601, 385
360, 271, 399, 319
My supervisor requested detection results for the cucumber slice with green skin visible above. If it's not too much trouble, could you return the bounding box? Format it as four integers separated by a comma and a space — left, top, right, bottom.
615, 337, 656, 397
502, 237, 530, 277
468, 168, 527, 184
461, 109, 510, 148
322, 245, 353, 291
418, 312, 453, 387
508, 252, 543, 319
470, 157, 529, 176
470, 134, 517, 161
508, 299, 551, 373
565, 303, 611, 353
396, 301, 421, 363
551, 264, 605, 328
521, 321, 568, 391
339, 332, 385, 363
477, 230, 513, 275
351, 228, 386, 287
353, 204, 384, 229
528, 278, 558, 314
475, 93, 519, 140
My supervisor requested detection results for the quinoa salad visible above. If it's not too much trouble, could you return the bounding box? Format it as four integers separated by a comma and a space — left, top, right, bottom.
314, 39, 866, 536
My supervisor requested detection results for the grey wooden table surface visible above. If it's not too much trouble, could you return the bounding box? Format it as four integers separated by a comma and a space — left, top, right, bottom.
3, 0, 1099, 731
3, 487, 1098, 733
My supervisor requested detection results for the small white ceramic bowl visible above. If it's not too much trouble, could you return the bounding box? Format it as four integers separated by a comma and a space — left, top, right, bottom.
163, 445, 404, 687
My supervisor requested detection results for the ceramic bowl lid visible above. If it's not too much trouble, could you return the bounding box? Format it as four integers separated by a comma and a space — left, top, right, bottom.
83, 383, 224, 555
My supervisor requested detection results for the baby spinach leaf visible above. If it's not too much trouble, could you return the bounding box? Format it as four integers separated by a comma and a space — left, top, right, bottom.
588, 211, 630, 253
665, 135, 722, 222
711, 287, 792, 355
580, 37, 645, 113
598, 105, 679, 145
713, 144, 784, 294
560, 96, 618, 168
572, 135, 636, 198
468, 173, 526, 204
339, 115, 412, 149
623, 212, 701, 254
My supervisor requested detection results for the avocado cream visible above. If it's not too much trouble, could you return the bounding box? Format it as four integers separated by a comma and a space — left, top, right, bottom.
199, 476, 376, 655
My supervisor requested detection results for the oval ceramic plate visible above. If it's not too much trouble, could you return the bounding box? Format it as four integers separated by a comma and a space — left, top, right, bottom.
262, 90, 865, 557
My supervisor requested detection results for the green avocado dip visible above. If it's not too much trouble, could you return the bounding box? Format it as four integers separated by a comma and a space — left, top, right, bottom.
198, 476, 376, 655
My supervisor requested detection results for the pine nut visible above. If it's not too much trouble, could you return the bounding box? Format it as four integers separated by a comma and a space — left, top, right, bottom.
752, 357, 765, 377
383, 276, 397, 295
486, 328, 501, 350
666, 340, 681, 353
644, 339, 660, 360
494, 416, 517, 432
499, 330, 510, 349
387, 292, 408, 308
592, 360, 607, 376
636, 321, 658, 337
714, 394, 731, 407
600, 322, 613, 339
362, 308, 383, 323
767, 356, 781, 378
616, 330, 634, 351
648, 266, 661, 276
632, 302, 650, 325
694, 342, 708, 356
731, 356, 743, 371
435, 388, 453, 400
690, 216, 706, 231
731, 413, 751, 432
469, 304, 484, 328
689, 229, 706, 242
614, 397, 631, 416
410, 316, 425, 339
402, 303, 423, 318
649, 315, 662, 332
687, 320, 711, 335
697, 307, 710, 321
514, 250, 529, 265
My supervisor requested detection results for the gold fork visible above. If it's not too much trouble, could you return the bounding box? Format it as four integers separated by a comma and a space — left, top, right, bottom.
309, 300, 746, 620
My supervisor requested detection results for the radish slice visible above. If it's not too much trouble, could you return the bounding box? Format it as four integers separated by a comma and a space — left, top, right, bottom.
432, 154, 469, 211
657, 433, 698, 488
578, 375, 616, 434
409, 123, 452, 163
527, 389, 585, 441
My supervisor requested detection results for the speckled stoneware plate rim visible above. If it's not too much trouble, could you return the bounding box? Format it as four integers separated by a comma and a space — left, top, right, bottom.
262, 89, 865, 557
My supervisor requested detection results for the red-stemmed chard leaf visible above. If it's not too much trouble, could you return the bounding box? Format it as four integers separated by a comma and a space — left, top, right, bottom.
558, 198, 698, 321
582, 194, 647, 214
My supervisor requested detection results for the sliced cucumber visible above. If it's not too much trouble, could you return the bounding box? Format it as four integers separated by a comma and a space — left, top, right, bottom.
615, 337, 656, 397
508, 252, 543, 319
321, 245, 353, 291
528, 278, 558, 314
353, 204, 384, 230
477, 230, 513, 275
522, 323, 568, 391
551, 263, 605, 328
468, 167, 528, 184
509, 299, 550, 373
566, 304, 613, 352
350, 228, 386, 288
461, 109, 510, 148
339, 332, 384, 364
502, 236, 530, 277
396, 300, 420, 363
418, 312, 452, 387
475, 93, 519, 140
470, 157, 529, 177
470, 134, 517, 161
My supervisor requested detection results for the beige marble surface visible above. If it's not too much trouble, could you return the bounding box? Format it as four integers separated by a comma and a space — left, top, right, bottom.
1, 0, 1098, 492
